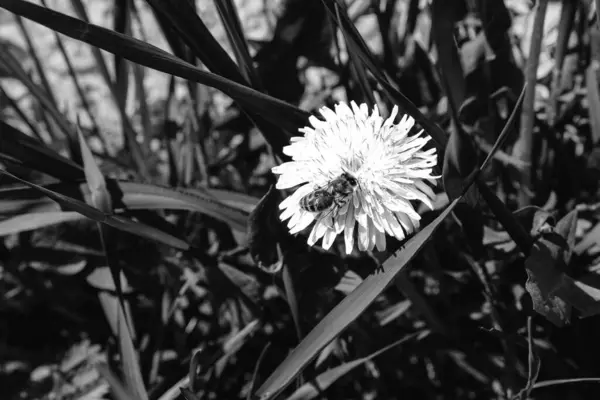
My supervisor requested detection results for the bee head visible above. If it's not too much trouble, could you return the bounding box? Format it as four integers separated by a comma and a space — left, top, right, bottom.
341, 171, 358, 187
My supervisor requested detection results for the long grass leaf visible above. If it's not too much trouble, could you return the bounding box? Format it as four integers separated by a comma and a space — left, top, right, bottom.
0, 43, 72, 137
145, 0, 247, 85
0, 84, 43, 141
255, 199, 459, 399
0, 180, 251, 235
547, 0, 576, 124
113, 0, 131, 107
77, 121, 144, 400
116, 301, 149, 400
0, 170, 191, 250
13, 14, 59, 108
335, 4, 376, 107
0, 121, 83, 181
97, 363, 138, 400
255, 84, 531, 398
214, 0, 263, 89
321, 0, 448, 152
284, 330, 428, 400
514, 0, 549, 207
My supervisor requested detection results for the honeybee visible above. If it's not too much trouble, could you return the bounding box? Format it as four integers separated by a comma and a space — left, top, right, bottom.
299, 172, 358, 214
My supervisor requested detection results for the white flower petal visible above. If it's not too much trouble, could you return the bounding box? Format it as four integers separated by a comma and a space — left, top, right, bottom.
321, 228, 337, 250
308, 219, 328, 246
289, 211, 316, 234
367, 219, 377, 251
320, 106, 338, 122
384, 210, 406, 240
280, 205, 298, 222
344, 206, 356, 254
358, 223, 369, 251
279, 183, 313, 210
375, 229, 386, 251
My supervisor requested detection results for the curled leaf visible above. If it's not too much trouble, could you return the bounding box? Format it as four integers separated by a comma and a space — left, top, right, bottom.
247, 185, 285, 273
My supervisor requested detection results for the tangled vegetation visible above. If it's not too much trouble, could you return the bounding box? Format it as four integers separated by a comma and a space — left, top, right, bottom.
2, 0, 600, 399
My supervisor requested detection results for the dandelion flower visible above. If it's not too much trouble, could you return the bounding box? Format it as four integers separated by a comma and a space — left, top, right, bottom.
272, 101, 439, 254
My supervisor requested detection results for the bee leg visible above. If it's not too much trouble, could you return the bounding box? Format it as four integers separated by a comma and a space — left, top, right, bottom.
374, 264, 385, 274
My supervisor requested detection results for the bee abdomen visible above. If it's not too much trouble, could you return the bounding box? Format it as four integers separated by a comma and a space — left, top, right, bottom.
299, 192, 334, 212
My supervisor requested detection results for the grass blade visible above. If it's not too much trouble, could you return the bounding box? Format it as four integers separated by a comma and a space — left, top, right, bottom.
97, 363, 138, 400
0, 42, 72, 138
145, 0, 247, 84
69, 0, 149, 178
0, 0, 310, 155
255, 198, 459, 399
40, 0, 101, 141
0, 170, 191, 250
0, 120, 83, 181
284, 330, 428, 400
0, 180, 251, 236
321, 0, 448, 153
214, 0, 263, 89
13, 14, 59, 112
513, 0, 549, 207
255, 83, 530, 398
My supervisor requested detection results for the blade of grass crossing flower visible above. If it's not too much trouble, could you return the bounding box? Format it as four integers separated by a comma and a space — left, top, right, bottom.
284, 331, 429, 400
0, 0, 310, 143
255, 88, 531, 399
255, 199, 460, 399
